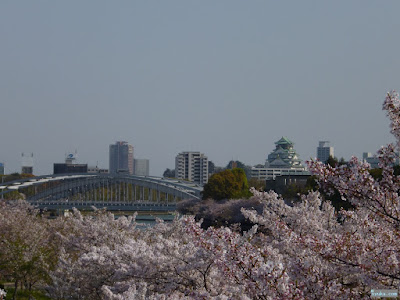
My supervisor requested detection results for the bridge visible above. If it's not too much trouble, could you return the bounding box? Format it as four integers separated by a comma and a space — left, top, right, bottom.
0, 174, 203, 211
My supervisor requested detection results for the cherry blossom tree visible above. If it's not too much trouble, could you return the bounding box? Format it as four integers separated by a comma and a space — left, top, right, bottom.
0, 288, 6, 300
0, 201, 58, 299
3, 90, 400, 299
49, 211, 302, 299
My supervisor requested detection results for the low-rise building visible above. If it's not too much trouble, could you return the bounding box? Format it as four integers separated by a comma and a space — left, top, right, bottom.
265, 174, 311, 194
362, 152, 380, 169
251, 167, 310, 180
53, 152, 88, 174
54, 163, 88, 174
87, 166, 109, 174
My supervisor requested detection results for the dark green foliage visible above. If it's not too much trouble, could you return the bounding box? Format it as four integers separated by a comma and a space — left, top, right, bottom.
247, 178, 266, 191
368, 165, 400, 180
282, 183, 308, 202
281, 176, 319, 202
226, 160, 246, 170
338, 157, 347, 166
325, 156, 337, 166
0, 173, 34, 184
302, 175, 353, 210
202, 168, 251, 200
326, 156, 347, 167
162, 168, 175, 178
278, 175, 353, 210
369, 168, 383, 180
226, 161, 252, 179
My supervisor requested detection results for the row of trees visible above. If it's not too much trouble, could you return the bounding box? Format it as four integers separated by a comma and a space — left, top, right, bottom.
1, 91, 400, 298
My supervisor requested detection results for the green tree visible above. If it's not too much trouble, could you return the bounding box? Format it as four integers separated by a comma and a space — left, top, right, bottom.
162, 168, 175, 178
325, 156, 347, 167
202, 168, 251, 200
247, 178, 266, 191
0, 173, 34, 184
226, 160, 246, 170
325, 156, 338, 167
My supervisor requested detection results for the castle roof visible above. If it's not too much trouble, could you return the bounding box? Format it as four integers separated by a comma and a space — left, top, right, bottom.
275, 136, 293, 145
266, 137, 304, 169
269, 157, 290, 167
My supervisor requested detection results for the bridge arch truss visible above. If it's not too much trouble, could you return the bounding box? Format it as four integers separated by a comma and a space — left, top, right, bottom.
0, 174, 202, 211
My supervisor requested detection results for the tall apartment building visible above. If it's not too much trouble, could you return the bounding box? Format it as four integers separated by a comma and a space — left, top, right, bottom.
109, 141, 134, 174
317, 141, 334, 163
175, 151, 208, 185
134, 159, 149, 176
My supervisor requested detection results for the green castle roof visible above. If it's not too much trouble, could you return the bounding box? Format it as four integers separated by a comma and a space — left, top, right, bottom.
275, 136, 293, 145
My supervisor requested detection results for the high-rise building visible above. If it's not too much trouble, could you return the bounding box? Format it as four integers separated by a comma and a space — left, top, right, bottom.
109, 141, 134, 174
134, 159, 149, 176
317, 141, 334, 163
0, 163, 4, 175
175, 151, 208, 185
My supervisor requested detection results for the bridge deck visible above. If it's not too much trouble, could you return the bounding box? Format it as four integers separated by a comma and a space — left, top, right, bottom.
30, 201, 177, 211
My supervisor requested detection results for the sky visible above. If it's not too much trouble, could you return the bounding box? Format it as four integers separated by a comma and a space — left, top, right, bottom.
1, 1, 400, 176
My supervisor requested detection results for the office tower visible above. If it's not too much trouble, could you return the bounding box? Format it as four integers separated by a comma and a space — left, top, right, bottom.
134, 159, 150, 176
109, 141, 134, 174
175, 151, 208, 185
317, 141, 334, 163
0, 163, 4, 175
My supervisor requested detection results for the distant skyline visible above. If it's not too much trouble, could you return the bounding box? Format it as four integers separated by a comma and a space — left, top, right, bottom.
1, 1, 398, 176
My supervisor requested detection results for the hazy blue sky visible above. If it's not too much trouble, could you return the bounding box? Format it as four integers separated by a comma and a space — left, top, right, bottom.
1, 1, 399, 176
